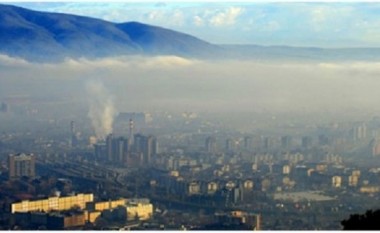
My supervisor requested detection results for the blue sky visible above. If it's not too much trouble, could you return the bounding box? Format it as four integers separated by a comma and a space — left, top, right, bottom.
7, 2, 380, 47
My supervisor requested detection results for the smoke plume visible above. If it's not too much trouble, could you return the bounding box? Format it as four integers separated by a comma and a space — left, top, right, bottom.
85, 80, 116, 140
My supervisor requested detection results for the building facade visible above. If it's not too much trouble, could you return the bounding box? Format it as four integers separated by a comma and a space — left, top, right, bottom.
8, 153, 36, 180
11, 193, 94, 213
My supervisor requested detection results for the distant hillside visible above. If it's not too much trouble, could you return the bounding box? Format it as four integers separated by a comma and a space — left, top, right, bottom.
116, 22, 222, 57
0, 4, 222, 61
221, 44, 380, 61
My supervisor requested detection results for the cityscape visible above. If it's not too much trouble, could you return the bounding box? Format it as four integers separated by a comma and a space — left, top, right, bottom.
1, 1, 380, 230
2, 105, 380, 230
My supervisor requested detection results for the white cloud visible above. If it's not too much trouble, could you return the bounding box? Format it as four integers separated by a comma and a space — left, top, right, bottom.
171, 10, 185, 26
49, 55, 197, 74
140, 55, 196, 68
311, 7, 327, 24
265, 21, 280, 31
147, 10, 162, 20
193, 15, 204, 26
310, 5, 354, 31
0, 54, 29, 67
209, 7, 244, 27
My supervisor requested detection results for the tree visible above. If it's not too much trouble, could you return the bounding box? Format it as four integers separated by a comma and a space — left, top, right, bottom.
341, 209, 380, 230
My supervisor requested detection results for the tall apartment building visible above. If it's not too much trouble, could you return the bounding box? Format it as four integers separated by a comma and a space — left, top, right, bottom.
8, 153, 36, 180
205, 136, 217, 154
95, 133, 158, 166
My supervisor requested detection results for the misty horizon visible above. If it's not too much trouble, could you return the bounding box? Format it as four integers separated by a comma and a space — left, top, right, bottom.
1, 54, 380, 113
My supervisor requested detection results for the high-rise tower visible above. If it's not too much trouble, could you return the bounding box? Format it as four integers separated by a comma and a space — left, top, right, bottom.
8, 153, 36, 180
244, 136, 253, 150
128, 118, 134, 147
70, 120, 75, 135
225, 138, 235, 152
205, 136, 217, 154
106, 134, 113, 162
70, 120, 78, 147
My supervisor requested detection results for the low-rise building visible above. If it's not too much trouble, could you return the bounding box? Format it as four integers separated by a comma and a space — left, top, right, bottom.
126, 201, 153, 221
360, 186, 380, 193
86, 198, 126, 211
13, 210, 85, 230
11, 193, 94, 213
11, 194, 154, 227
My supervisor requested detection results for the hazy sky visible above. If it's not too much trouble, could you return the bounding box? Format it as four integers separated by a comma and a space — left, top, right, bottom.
7, 1, 380, 48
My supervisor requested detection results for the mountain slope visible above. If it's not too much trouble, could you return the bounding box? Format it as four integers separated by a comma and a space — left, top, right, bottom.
221, 44, 380, 61
0, 4, 222, 61
116, 22, 222, 57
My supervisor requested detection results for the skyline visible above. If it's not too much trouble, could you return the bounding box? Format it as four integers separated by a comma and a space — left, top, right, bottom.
6, 1, 380, 48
